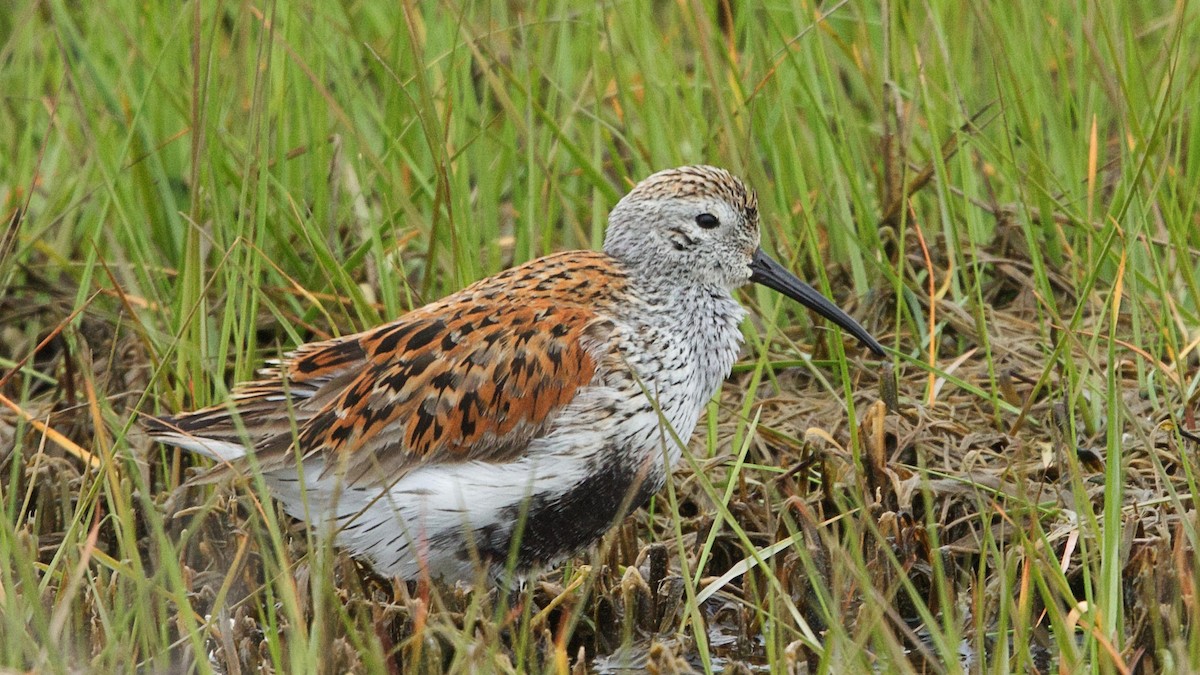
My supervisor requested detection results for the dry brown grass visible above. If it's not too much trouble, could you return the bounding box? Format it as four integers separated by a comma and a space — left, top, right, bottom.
3, 235, 1197, 672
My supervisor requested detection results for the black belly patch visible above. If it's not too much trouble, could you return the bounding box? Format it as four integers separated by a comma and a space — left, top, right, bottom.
477, 451, 663, 571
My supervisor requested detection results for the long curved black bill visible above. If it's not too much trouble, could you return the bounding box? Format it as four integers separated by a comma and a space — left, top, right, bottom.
749, 248, 886, 356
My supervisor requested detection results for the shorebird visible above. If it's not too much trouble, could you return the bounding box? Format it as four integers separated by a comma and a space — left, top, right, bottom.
147, 165, 885, 583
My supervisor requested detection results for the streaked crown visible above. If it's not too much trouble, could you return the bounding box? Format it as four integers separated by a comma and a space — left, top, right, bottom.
604, 166, 762, 289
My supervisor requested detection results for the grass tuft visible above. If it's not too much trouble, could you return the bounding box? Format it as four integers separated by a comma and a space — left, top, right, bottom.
1, 1, 1198, 672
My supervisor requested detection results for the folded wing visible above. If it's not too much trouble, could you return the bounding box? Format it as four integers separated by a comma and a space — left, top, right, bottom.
147, 293, 616, 487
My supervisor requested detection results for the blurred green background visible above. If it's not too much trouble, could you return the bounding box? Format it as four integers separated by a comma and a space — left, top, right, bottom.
1, 1, 1198, 672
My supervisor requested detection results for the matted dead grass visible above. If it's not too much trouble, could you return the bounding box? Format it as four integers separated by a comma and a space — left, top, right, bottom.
2, 240, 1198, 673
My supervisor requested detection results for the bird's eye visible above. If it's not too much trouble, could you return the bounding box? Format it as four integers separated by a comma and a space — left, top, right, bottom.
695, 213, 720, 229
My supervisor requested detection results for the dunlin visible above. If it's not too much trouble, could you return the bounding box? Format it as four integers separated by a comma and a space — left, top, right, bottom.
148, 165, 884, 583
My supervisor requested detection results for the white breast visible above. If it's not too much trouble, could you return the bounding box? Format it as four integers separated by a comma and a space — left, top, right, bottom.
614, 284, 747, 459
